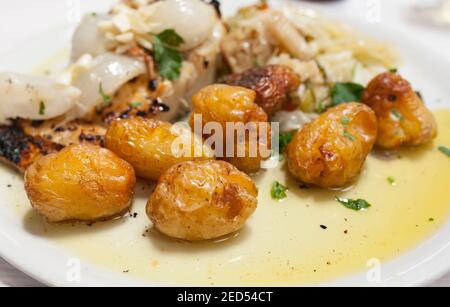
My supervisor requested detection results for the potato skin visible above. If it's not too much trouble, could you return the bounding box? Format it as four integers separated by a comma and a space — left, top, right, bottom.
190, 84, 271, 174
362, 72, 437, 149
224, 65, 301, 116
286, 103, 377, 188
24, 144, 136, 223
147, 160, 258, 241
105, 117, 214, 180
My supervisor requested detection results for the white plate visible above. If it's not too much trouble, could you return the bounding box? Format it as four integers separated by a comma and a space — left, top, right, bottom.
0, 0, 449, 287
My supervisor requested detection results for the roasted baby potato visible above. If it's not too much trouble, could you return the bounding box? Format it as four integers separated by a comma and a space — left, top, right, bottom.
362, 72, 437, 149
24, 144, 136, 223
224, 65, 301, 116
190, 84, 271, 174
286, 103, 377, 188
147, 160, 258, 241
105, 117, 215, 180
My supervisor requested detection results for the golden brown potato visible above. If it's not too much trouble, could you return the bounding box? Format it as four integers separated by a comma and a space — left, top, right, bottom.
24, 144, 136, 223
224, 65, 301, 116
190, 84, 271, 174
105, 117, 215, 181
362, 72, 437, 149
286, 103, 377, 188
147, 160, 258, 241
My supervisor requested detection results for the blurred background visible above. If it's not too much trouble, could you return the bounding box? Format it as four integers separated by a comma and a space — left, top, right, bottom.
0, 0, 449, 61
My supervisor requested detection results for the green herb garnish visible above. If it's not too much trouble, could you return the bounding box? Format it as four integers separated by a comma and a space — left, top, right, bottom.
429, 218, 435, 222
315, 101, 327, 113
130, 101, 143, 107
387, 176, 396, 185
331, 82, 365, 106
39, 101, 45, 115
389, 68, 398, 73
341, 117, 351, 125
271, 181, 288, 201
155, 29, 184, 47
279, 131, 295, 154
390, 108, 403, 121
336, 197, 371, 211
99, 83, 111, 104
343, 130, 355, 141
153, 29, 185, 80
439, 146, 450, 157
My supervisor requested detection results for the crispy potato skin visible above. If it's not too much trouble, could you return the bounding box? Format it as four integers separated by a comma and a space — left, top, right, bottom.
362, 72, 437, 149
147, 160, 258, 241
224, 65, 301, 116
190, 84, 271, 174
286, 103, 377, 188
24, 144, 136, 223
105, 117, 214, 181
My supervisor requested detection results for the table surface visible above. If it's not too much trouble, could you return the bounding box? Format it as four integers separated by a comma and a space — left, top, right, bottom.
0, 0, 449, 287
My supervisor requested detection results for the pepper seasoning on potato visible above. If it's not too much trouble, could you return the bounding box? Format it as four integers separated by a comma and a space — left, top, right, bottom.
147, 160, 258, 241
24, 144, 136, 223
286, 103, 377, 188
105, 117, 215, 181
190, 84, 272, 174
362, 72, 437, 149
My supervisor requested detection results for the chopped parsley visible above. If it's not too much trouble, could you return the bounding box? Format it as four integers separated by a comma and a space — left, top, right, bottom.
389, 68, 398, 73
99, 83, 111, 104
341, 117, 351, 125
336, 197, 371, 211
341, 117, 353, 141
390, 108, 403, 121
39, 101, 45, 115
153, 29, 185, 80
130, 101, 143, 107
439, 146, 450, 157
343, 130, 355, 141
387, 176, 396, 185
315, 101, 327, 113
331, 82, 365, 106
271, 181, 288, 201
429, 218, 435, 222
279, 131, 295, 154
156, 29, 184, 47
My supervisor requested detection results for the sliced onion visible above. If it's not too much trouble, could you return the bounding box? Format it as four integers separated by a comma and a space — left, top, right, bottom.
71, 53, 146, 115
0, 72, 80, 124
71, 14, 109, 61
137, 0, 218, 51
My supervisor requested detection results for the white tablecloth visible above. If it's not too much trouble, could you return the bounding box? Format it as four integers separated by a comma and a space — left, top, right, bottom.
0, 0, 449, 287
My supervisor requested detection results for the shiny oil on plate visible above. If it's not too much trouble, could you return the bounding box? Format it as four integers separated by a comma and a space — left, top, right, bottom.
0, 0, 449, 286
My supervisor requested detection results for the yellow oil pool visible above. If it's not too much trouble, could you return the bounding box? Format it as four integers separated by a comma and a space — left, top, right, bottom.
4, 110, 450, 286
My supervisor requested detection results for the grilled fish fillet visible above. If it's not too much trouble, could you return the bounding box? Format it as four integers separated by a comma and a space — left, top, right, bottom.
0, 118, 105, 172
